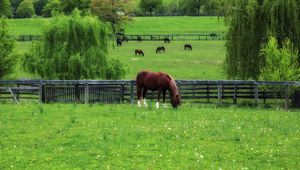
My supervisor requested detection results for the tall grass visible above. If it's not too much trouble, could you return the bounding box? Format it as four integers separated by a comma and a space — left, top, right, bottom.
0, 104, 299, 169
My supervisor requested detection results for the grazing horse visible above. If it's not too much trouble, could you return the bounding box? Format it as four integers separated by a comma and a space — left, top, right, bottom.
164, 37, 170, 43
116, 38, 122, 46
136, 70, 181, 108
184, 44, 192, 50
135, 49, 144, 56
210, 33, 217, 40
137, 36, 142, 42
156, 46, 165, 53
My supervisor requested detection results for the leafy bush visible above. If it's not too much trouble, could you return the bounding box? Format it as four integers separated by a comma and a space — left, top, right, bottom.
23, 9, 126, 80
260, 36, 300, 81
0, 17, 16, 79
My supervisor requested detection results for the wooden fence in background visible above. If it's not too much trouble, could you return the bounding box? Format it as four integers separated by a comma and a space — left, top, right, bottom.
1, 80, 299, 108
16, 34, 225, 42
123, 34, 225, 41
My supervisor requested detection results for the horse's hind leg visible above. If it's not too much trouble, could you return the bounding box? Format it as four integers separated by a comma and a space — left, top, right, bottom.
156, 90, 162, 108
137, 86, 143, 107
142, 88, 148, 107
162, 90, 167, 108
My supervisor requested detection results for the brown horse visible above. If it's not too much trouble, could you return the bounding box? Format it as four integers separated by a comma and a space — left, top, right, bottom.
164, 37, 170, 43
156, 46, 165, 53
135, 49, 144, 56
184, 44, 192, 50
136, 70, 181, 108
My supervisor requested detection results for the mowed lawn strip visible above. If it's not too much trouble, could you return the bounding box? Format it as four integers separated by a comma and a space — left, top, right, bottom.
0, 104, 299, 169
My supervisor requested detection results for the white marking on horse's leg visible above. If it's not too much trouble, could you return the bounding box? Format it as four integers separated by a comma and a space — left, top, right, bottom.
156, 102, 160, 108
143, 98, 148, 107
163, 103, 167, 108
138, 100, 141, 107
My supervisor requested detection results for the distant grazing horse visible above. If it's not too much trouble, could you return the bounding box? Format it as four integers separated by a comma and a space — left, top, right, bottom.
210, 33, 217, 40
116, 38, 122, 46
156, 46, 165, 53
164, 37, 170, 43
137, 36, 142, 42
135, 49, 144, 56
123, 36, 129, 42
184, 44, 192, 50
136, 70, 181, 108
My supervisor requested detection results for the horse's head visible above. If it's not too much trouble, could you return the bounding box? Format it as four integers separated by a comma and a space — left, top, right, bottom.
169, 79, 181, 108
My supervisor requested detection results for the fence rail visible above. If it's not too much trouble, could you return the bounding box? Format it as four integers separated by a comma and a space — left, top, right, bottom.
1, 80, 300, 108
121, 34, 225, 41
16, 33, 225, 42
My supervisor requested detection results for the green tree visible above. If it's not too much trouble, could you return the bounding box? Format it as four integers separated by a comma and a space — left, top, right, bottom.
224, 0, 300, 80
90, 0, 132, 33
260, 37, 300, 81
60, 0, 90, 14
179, 0, 207, 16
0, 0, 12, 17
41, 0, 60, 17
10, 0, 22, 17
139, 0, 162, 16
16, 0, 36, 18
33, 0, 48, 16
23, 9, 126, 80
0, 17, 15, 79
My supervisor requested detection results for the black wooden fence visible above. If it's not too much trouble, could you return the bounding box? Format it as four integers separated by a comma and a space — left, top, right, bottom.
1, 80, 299, 108
16, 34, 225, 42
124, 34, 225, 41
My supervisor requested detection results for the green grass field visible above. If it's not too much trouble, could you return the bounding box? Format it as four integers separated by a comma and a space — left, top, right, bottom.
124, 16, 226, 34
12, 38, 226, 80
0, 104, 299, 169
8, 17, 226, 35
111, 40, 226, 79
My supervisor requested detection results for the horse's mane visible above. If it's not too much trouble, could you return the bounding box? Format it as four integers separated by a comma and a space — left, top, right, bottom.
166, 74, 179, 95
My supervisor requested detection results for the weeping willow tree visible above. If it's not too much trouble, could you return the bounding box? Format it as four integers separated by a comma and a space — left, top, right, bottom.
225, 0, 266, 79
24, 9, 126, 80
225, 0, 300, 80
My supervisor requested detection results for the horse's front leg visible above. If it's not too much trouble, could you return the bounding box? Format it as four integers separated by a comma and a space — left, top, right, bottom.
156, 90, 162, 108
142, 88, 148, 107
137, 86, 143, 107
162, 90, 167, 108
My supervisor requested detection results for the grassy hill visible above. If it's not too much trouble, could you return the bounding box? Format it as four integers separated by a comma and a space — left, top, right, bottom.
8, 17, 226, 35
8, 16, 227, 80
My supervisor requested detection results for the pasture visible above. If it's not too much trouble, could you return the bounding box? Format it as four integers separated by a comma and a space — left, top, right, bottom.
8, 17, 226, 35
0, 104, 299, 169
12, 40, 226, 80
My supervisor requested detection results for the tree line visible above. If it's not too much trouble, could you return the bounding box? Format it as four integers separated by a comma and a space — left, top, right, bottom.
0, 0, 225, 18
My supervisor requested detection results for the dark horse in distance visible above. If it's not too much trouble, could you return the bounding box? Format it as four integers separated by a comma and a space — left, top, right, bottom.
135, 49, 144, 56
184, 44, 192, 50
164, 37, 170, 43
156, 46, 165, 53
136, 71, 181, 108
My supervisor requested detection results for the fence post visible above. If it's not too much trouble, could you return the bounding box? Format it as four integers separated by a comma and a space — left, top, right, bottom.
130, 80, 134, 104
39, 83, 45, 103
218, 83, 222, 105
16, 84, 20, 101
255, 84, 259, 105
84, 83, 89, 104
233, 84, 237, 104
285, 84, 290, 110
75, 83, 80, 102
120, 84, 125, 103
